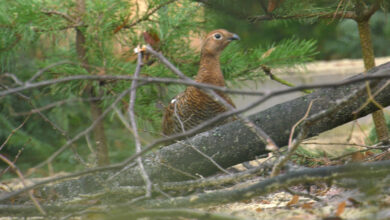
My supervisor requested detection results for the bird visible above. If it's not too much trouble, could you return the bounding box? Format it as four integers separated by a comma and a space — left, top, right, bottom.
162, 29, 240, 136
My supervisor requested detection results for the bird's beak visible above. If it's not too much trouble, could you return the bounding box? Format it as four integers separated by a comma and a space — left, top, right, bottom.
228, 33, 240, 41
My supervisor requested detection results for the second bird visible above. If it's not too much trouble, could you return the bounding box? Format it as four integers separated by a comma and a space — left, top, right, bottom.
162, 29, 240, 135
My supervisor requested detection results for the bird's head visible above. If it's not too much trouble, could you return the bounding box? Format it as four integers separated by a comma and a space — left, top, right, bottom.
201, 29, 240, 57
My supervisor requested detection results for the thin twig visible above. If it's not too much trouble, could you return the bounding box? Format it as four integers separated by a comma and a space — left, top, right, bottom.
126, 160, 390, 208
0, 74, 266, 97
353, 80, 390, 115
0, 148, 24, 177
1, 68, 390, 99
2, 73, 23, 85
12, 97, 106, 116
127, 50, 152, 197
0, 115, 31, 151
0, 154, 46, 215
30, 87, 132, 171
111, 208, 244, 220
288, 100, 316, 148
27, 60, 73, 83
248, 11, 357, 23
261, 65, 313, 94
41, 10, 76, 23
179, 141, 231, 175
284, 187, 321, 202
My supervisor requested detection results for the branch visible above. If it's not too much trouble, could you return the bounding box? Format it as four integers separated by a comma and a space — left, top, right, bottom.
29, 87, 132, 171
41, 10, 76, 23
248, 11, 357, 23
0, 74, 267, 98
0, 115, 30, 151
110, 208, 244, 220
115, 160, 390, 208
3, 160, 390, 216
261, 65, 312, 94
0, 154, 46, 215
27, 60, 73, 83
11, 97, 106, 116
127, 50, 152, 197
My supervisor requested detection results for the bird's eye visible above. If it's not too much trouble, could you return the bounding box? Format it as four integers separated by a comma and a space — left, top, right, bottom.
213, 33, 222, 40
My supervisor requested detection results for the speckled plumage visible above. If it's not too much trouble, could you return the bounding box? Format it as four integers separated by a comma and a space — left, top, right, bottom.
162, 29, 239, 135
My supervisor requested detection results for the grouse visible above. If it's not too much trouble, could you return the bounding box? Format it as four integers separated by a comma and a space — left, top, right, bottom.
162, 29, 240, 135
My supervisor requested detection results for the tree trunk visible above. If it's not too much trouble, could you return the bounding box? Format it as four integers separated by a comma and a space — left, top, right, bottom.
47, 62, 390, 198
356, 20, 389, 143
75, 0, 110, 165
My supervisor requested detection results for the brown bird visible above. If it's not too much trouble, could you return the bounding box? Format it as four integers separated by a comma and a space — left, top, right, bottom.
162, 29, 240, 135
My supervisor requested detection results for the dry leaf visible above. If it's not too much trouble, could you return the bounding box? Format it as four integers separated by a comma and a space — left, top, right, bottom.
347, 197, 361, 207
336, 201, 346, 216
256, 207, 263, 212
143, 30, 160, 49
323, 217, 342, 220
287, 195, 300, 206
241, 199, 252, 204
365, 151, 375, 156
267, 0, 285, 12
261, 200, 271, 204
351, 152, 365, 161
301, 202, 314, 209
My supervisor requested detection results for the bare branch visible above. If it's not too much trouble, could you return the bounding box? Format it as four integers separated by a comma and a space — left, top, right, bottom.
0, 74, 266, 98
127, 160, 390, 208
1, 73, 23, 85
0, 115, 30, 151
127, 51, 152, 197
248, 11, 357, 23
41, 10, 76, 23
1, 66, 390, 99
27, 60, 73, 83
261, 65, 312, 94
0, 154, 46, 215
179, 141, 232, 175
110, 208, 244, 220
271, 100, 315, 177
11, 97, 106, 116
29, 87, 132, 171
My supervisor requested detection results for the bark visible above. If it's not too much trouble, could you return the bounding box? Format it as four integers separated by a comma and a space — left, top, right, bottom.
355, 1, 389, 143
46, 62, 390, 198
75, 0, 109, 165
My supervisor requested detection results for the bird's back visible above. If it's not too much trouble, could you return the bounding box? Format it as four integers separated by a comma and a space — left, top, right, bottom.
162, 86, 235, 135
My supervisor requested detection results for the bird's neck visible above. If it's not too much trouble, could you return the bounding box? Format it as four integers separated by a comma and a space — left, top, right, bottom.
195, 53, 225, 86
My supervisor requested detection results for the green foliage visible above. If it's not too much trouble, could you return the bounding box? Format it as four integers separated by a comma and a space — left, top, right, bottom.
221, 37, 317, 81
